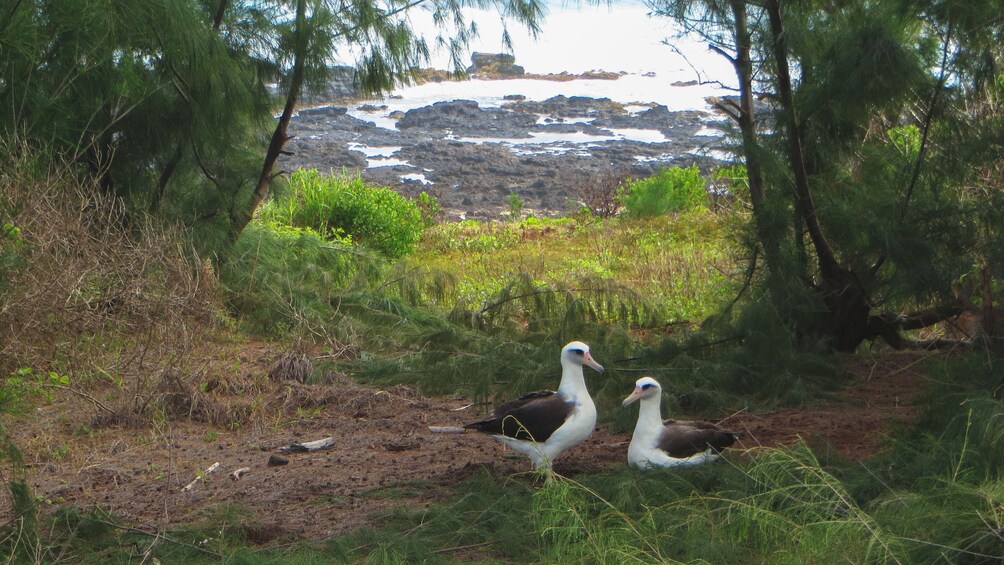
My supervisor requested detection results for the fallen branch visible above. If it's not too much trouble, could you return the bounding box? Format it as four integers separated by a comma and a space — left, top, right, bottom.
430, 540, 500, 555
230, 467, 251, 481
181, 462, 220, 492
49, 383, 116, 416
428, 426, 466, 434
280, 436, 335, 453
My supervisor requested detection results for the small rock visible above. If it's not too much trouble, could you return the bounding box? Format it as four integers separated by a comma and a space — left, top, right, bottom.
268, 455, 289, 467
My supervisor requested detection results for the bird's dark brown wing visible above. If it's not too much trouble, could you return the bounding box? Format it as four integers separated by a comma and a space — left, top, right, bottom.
663, 419, 725, 431
464, 391, 572, 442
658, 422, 739, 458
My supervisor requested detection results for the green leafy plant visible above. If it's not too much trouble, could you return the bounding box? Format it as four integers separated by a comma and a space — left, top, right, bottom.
507, 192, 524, 221
617, 165, 708, 217
262, 169, 425, 259
415, 191, 443, 228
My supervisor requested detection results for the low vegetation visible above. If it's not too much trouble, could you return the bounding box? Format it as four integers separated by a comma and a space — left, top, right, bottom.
2, 2, 1003, 560
262, 170, 426, 259
2, 152, 1001, 562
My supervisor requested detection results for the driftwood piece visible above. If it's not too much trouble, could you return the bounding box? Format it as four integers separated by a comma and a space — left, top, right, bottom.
230, 467, 251, 481
428, 426, 467, 434
181, 462, 220, 492
280, 436, 336, 453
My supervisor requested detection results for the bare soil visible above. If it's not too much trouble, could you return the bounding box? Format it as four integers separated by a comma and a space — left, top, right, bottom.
1, 344, 930, 543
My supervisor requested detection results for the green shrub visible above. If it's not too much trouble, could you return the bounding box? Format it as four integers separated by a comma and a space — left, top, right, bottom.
711, 163, 749, 205
617, 165, 708, 217
506, 192, 524, 221
263, 169, 424, 259
415, 191, 442, 228
220, 220, 363, 334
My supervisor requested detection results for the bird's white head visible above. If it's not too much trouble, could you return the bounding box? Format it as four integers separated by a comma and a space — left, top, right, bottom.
561, 341, 604, 374
622, 376, 661, 407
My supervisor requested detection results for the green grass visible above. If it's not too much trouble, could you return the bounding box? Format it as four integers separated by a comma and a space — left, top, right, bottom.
410, 211, 736, 324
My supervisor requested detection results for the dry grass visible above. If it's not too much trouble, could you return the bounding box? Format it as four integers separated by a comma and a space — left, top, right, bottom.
0, 153, 365, 434
0, 153, 221, 376
0, 151, 274, 436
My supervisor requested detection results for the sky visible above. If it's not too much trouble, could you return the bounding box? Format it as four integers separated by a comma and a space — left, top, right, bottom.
409, 0, 734, 80
347, 0, 735, 113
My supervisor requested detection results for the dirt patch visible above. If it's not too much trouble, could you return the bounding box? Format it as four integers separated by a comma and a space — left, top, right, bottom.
732, 351, 930, 460
1, 349, 930, 542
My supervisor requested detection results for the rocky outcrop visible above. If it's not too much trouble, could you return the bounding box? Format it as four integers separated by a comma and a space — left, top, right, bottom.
467, 52, 525, 77
282, 92, 727, 218
396, 100, 537, 137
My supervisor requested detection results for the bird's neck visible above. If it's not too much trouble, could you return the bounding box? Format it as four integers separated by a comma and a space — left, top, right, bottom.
635, 395, 664, 430
557, 362, 587, 397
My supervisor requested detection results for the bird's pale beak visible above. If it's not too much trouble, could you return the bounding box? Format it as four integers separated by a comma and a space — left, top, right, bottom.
622, 387, 643, 407
583, 352, 604, 373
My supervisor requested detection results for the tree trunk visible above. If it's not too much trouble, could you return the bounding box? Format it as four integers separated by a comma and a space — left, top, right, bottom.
765, 0, 876, 351
151, 143, 183, 214
729, 0, 781, 278
230, 0, 307, 240
212, 0, 229, 30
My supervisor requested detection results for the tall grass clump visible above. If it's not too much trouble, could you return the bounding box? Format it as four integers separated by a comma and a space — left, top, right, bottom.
855, 352, 1004, 563
219, 220, 379, 335
521, 448, 905, 564
617, 165, 708, 217
262, 169, 424, 259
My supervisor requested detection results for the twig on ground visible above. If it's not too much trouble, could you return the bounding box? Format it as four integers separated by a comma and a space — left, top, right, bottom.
180, 462, 220, 492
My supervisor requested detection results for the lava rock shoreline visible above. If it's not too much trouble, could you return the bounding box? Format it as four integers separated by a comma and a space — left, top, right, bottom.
282, 80, 728, 219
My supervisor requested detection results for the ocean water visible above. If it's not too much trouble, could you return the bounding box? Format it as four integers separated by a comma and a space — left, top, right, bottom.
333, 1, 736, 183
375, 0, 735, 110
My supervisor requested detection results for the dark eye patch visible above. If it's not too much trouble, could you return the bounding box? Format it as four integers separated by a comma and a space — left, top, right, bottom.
641, 383, 654, 390
569, 349, 584, 355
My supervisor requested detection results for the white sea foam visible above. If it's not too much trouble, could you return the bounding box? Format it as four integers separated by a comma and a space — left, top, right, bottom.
341, 1, 736, 160
347, 143, 403, 158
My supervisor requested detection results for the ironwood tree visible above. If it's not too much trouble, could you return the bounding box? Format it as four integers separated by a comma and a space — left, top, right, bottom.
0, 0, 543, 249
649, 0, 1004, 351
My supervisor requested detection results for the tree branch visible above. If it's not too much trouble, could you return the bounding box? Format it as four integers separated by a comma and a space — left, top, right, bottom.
708, 44, 737, 65
765, 0, 840, 279
891, 303, 967, 331
212, 0, 229, 31
899, 23, 952, 220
